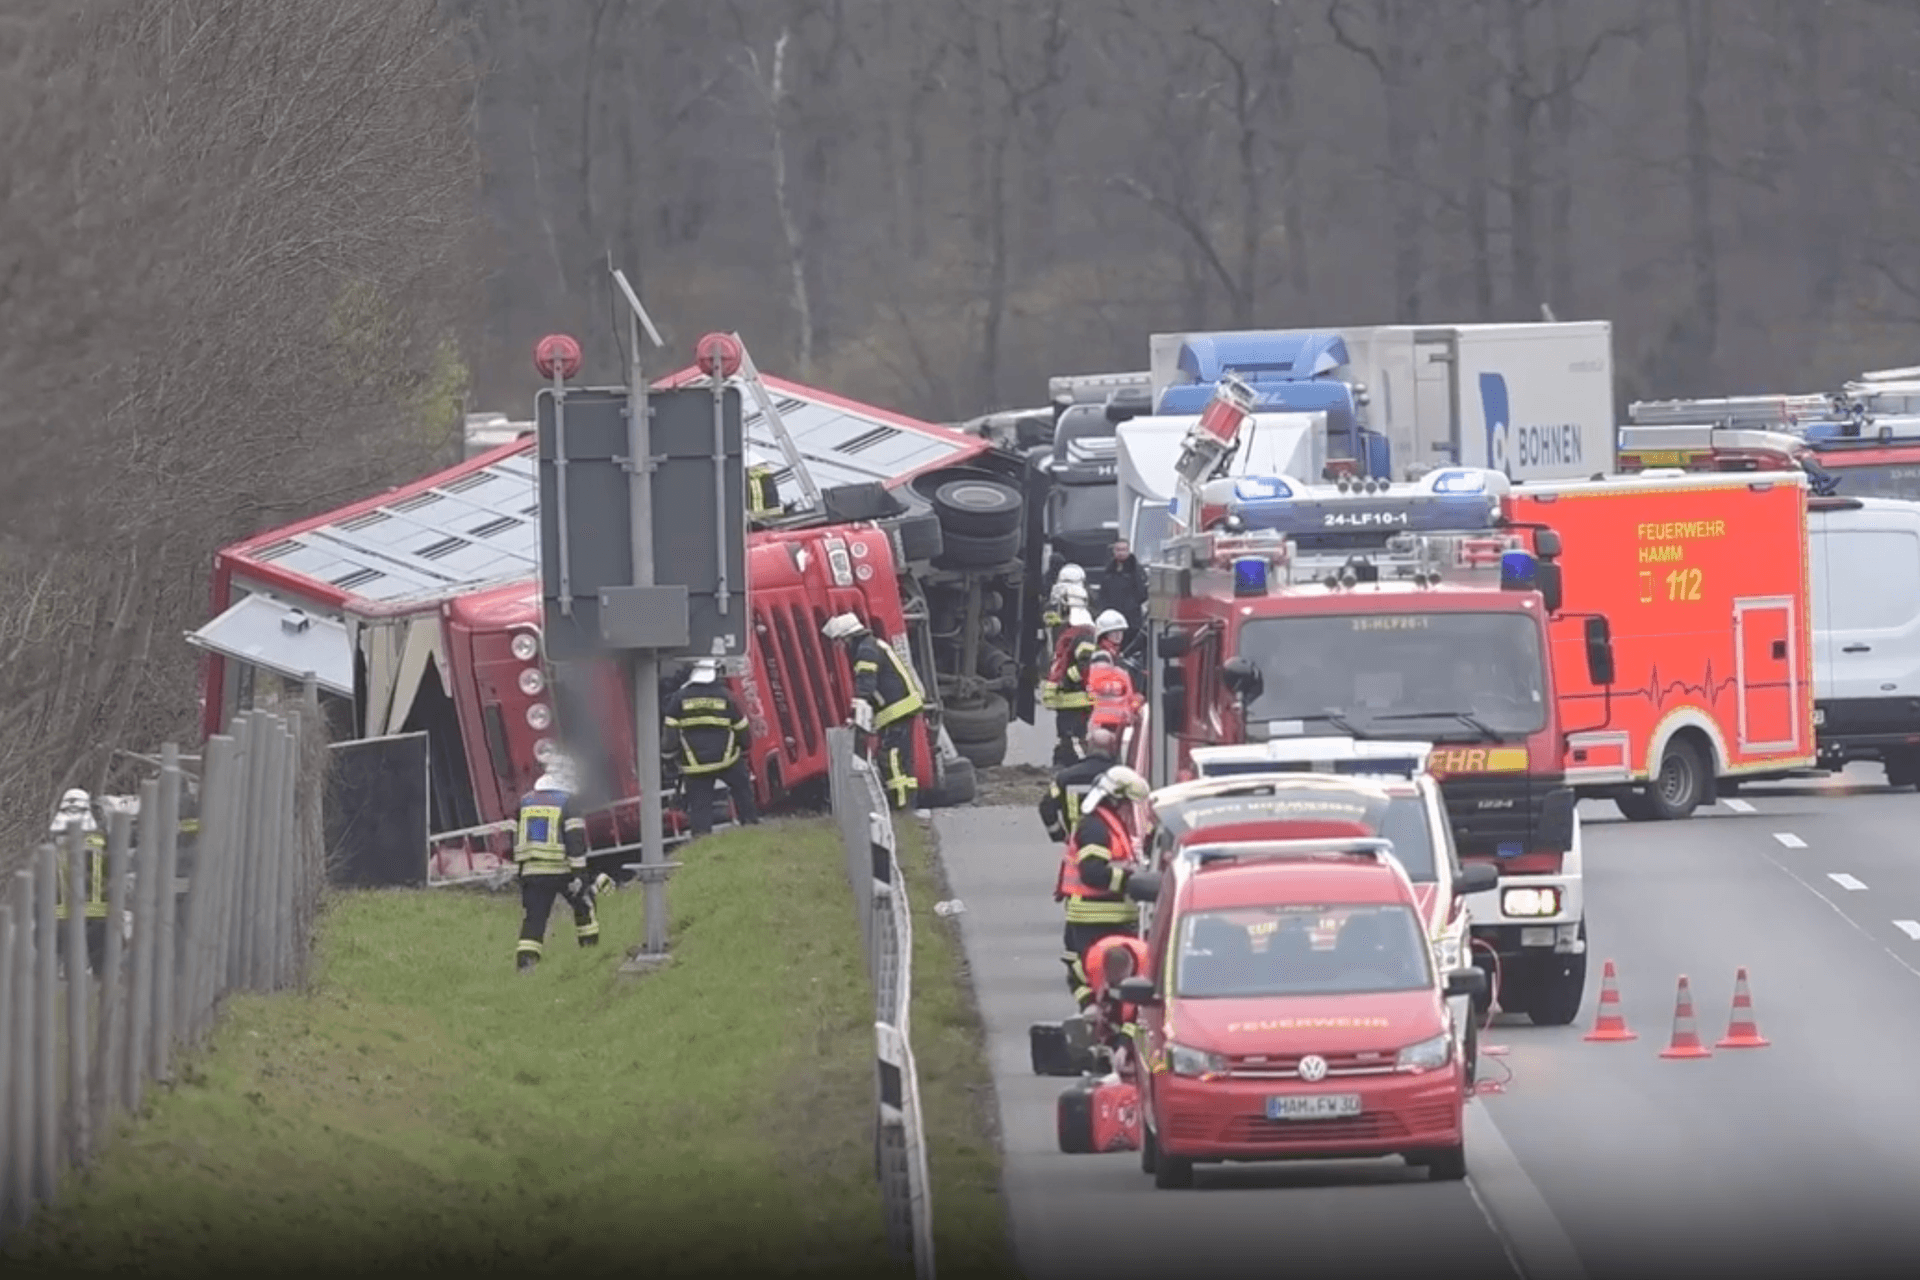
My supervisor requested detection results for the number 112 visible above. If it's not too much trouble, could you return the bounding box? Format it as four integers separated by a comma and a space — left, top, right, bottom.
1666, 567, 1702, 601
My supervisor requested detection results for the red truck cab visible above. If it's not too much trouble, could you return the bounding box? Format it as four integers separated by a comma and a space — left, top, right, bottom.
1121, 837, 1487, 1189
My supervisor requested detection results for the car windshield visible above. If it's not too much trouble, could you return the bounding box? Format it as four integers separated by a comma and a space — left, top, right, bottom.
1167, 790, 1437, 882
1235, 612, 1548, 738
1174, 903, 1434, 999
1821, 461, 1920, 501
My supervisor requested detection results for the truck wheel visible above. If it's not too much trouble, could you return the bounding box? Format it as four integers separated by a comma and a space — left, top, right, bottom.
923, 757, 977, 808
932, 477, 1024, 538
1648, 736, 1708, 820
1426, 1144, 1468, 1182
1614, 788, 1659, 822
1524, 951, 1588, 1027
1885, 749, 1920, 791
935, 527, 1022, 568
1153, 1153, 1195, 1190
1140, 1116, 1159, 1174
1463, 1014, 1480, 1087
954, 727, 1008, 768
944, 693, 1010, 743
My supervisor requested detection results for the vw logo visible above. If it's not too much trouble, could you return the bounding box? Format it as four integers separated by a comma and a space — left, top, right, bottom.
1297, 1054, 1329, 1083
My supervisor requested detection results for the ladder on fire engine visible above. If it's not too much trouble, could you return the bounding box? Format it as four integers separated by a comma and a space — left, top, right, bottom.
723, 335, 826, 515
1626, 393, 1840, 431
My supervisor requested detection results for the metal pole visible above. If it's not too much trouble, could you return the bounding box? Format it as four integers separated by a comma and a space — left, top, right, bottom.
0, 913, 14, 1228
275, 716, 300, 987
8, 880, 32, 1226
217, 716, 254, 998
33, 847, 57, 1201
626, 286, 668, 958
553, 363, 575, 617
94, 811, 132, 1129
126, 780, 161, 1114
710, 365, 731, 616
178, 736, 230, 1045
152, 743, 183, 1080
62, 826, 90, 1167
256, 725, 284, 992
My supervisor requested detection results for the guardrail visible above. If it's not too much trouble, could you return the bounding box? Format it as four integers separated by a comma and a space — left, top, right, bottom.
0, 709, 321, 1241
826, 726, 935, 1280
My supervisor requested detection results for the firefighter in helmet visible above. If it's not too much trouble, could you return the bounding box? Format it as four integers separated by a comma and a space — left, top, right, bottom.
1045, 605, 1097, 766
51, 788, 110, 975
1056, 765, 1150, 1015
1039, 724, 1119, 844
511, 757, 601, 972
823, 612, 926, 811
664, 658, 761, 839
747, 458, 784, 525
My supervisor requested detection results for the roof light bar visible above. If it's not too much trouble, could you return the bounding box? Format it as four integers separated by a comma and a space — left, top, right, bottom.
1191, 837, 1395, 867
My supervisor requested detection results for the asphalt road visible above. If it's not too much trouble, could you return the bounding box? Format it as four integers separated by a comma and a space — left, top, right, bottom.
938, 725, 1920, 1279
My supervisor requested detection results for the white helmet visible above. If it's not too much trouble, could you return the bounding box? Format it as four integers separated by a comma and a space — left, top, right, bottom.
51, 788, 94, 834
688, 660, 719, 686
1067, 606, 1093, 629
1055, 581, 1090, 607
1090, 765, 1149, 808
822, 612, 867, 641
1093, 609, 1129, 640
1057, 564, 1086, 586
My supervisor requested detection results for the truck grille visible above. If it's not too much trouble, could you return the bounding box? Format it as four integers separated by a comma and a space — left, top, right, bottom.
1439, 775, 1572, 855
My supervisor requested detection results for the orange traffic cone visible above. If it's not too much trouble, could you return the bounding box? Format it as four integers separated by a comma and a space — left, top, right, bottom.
1715, 967, 1770, 1049
1583, 959, 1637, 1042
1659, 975, 1713, 1059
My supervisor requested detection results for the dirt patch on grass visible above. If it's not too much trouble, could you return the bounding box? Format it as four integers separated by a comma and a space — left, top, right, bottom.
972, 763, 1051, 809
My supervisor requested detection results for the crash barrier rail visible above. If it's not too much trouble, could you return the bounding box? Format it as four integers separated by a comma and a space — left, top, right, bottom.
826, 727, 935, 1280
0, 708, 323, 1241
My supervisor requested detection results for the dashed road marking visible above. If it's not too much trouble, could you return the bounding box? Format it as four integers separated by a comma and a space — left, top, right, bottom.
1829, 873, 1868, 891
1722, 798, 1756, 813
1895, 920, 1920, 940
1773, 832, 1807, 848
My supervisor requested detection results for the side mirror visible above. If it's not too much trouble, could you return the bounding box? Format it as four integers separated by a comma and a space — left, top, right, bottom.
1445, 967, 1489, 1001
1454, 861, 1499, 895
1124, 870, 1164, 902
1534, 528, 1562, 559
1117, 975, 1160, 1006
1535, 562, 1564, 614
1583, 616, 1616, 686
1158, 629, 1192, 659
1221, 656, 1265, 704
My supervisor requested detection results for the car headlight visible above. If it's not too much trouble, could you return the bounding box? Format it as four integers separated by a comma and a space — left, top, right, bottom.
1166, 1042, 1226, 1079
1396, 1032, 1452, 1073
1503, 887, 1561, 917
1433, 935, 1463, 974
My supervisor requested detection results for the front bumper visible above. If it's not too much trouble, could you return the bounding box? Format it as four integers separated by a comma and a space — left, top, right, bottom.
1465, 873, 1585, 960
1148, 1069, 1464, 1161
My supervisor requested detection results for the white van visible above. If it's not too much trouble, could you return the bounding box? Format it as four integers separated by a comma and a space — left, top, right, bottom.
1809, 495, 1920, 787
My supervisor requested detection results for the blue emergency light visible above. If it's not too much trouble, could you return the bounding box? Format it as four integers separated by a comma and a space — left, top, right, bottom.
1232, 556, 1270, 597
1427, 468, 1491, 494
1500, 550, 1538, 591
1233, 476, 1294, 501
1496, 841, 1524, 859
1228, 488, 1502, 537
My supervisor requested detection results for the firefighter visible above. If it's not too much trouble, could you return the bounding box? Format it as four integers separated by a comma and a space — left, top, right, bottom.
823, 612, 926, 811
1039, 724, 1118, 844
1084, 933, 1153, 1068
1045, 563, 1087, 628
1056, 765, 1150, 1015
50, 789, 110, 976
747, 462, 783, 523
511, 760, 601, 972
664, 658, 761, 839
1085, 650, 1143, 742
1046, 605, 1097, 766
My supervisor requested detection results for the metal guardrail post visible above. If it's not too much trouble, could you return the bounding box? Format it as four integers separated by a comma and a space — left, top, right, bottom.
33, 846, 58, 1203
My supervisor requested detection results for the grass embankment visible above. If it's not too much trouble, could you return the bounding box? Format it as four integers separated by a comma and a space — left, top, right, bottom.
0, 817, 1018, 1279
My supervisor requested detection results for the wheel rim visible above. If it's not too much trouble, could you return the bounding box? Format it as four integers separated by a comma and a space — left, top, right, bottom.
946, 482, 1008, 510
1658, 750, 1695, 807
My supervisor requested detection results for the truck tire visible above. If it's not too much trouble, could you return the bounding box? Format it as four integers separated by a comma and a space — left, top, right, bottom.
944, 693, 1010, 743
923, 757, 977, 808
1523, 949, 1588, 1027
1613, 788, 1659, 821
895, 513, 944, 563
1647, 736, 1708, 820
1885, 749, 1920, 791
935, 526, 1021, 568
954, 726, 1009, 768
932, 477, 1024, 538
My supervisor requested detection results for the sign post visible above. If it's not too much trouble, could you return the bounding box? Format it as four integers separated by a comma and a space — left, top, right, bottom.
536, 269, 750, 971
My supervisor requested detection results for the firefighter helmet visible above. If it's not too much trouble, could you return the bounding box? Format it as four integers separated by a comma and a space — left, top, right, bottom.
688, 659, 719, 685
1067, 606, 1094, 630
51, 788, 93, 834
822, 612, 867, 641
1090, 765, 1149, 808
1093, 609, 1129, 641
1056, 564, 1086, 587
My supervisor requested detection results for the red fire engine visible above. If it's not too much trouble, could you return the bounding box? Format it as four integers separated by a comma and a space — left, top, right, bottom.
192, 348, 1042, 883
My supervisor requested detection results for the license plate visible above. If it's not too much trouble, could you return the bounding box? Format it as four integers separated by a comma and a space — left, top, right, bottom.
1266, 1093, 1362, 1121
1521, 926, 1556, 947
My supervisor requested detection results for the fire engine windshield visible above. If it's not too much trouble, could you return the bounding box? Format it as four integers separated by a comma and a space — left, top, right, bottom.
1235, 612, 1548, 739
1821, 461, 1920, 501
1174, 903, 1434, 998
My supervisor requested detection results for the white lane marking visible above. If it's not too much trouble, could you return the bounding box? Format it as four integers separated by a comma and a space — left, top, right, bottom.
1756, 844, 1920, 982
1722, 798, 1756, 813
1895, 920, 1920, 940
1773, 832, 1807, 848
1465, 1103, 1588, 1280
1828, 872, 1869, 891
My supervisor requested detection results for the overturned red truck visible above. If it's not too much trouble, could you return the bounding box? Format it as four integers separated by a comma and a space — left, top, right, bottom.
192, 352, 1046, 883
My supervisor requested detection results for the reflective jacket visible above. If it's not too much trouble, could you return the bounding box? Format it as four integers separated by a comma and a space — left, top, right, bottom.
664, 684, 750, 775
1087, 663, 1141, 734
1038, 753, 1114, 844
1056, 806, 1138, 926
515, 787, 588, 877
852, 634, 924, 729
54, 829, 110, 920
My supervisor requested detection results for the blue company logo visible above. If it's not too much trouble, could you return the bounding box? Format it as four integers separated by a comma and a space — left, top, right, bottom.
1479, 371, 1583, 476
